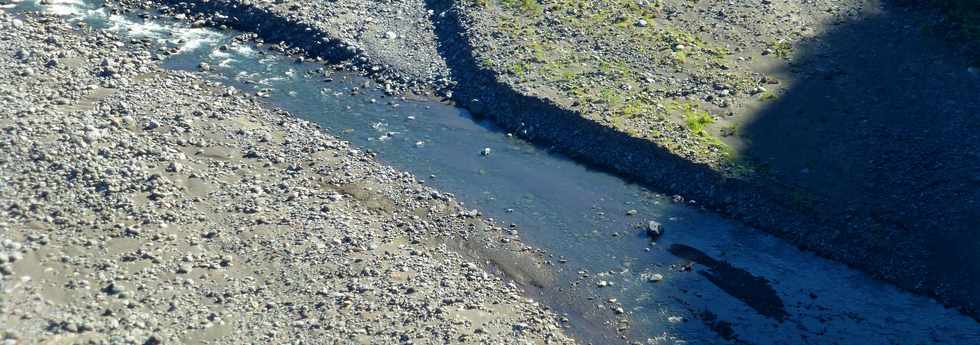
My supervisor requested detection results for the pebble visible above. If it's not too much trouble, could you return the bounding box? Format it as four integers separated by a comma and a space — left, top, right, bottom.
0, 5, 568, 344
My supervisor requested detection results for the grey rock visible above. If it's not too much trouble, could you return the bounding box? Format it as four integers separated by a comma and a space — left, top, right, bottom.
647, 220, 663, 239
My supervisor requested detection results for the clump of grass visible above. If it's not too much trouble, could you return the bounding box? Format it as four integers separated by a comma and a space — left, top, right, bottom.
680, 103, 714, 136
759, 91, 778, 102
704, 46, 731, 64
598, 87, 625, 109
529, 41, 547, 63
559, 68, 577, 80
672, 51, 688, 64
620, 99, 647, 118
511, 62, 530, 77
659, 29, 701, 48
769, 40, 792, 59
501, 0, 543, 15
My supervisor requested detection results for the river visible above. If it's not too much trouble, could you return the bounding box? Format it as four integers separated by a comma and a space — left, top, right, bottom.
5, 1, 979, 343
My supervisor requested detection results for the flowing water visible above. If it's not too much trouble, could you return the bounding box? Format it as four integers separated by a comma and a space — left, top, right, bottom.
6, 1, 980, 343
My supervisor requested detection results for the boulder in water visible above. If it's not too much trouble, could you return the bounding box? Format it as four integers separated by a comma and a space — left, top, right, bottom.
647, 220, 663, 239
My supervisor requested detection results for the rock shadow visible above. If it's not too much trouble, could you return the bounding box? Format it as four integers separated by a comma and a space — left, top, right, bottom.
669, 244, 788, 322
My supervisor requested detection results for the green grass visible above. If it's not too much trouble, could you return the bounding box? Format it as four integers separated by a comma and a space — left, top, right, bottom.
501, 0, 543, 15
511, 62, 531, 77
598, 88, 625, 109
487, 0, 749, 166
673, 101, 734, 157
680, 103, 714, 136
660, 29, 701, 48
559, 68, 577, 80
759, 91, 778, 102
620, 99, 648, 118
672, 51, 688, 64
769, 40, 792, 59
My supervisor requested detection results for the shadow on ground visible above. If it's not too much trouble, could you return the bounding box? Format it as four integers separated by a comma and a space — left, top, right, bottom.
422, 0, 980, 324
739, 1, 980, 314
669, 244, 788, 322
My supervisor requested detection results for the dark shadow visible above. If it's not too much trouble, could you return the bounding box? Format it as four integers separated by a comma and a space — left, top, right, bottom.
418, 0, 977, 321
739, 1, 980, 317
159, 0, 980, 323
669, 244, 788, 322
419, 0, 980, 321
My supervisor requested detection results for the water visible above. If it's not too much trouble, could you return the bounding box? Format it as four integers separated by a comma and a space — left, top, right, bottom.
6, 1, 980, 344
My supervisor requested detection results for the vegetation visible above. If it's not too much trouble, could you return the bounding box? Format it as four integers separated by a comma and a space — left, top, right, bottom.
768, 40, 792, 59
501, 0, 542, 15
759, 91, 778, 102
679, 102, 713, 136
483, 0, 758, 167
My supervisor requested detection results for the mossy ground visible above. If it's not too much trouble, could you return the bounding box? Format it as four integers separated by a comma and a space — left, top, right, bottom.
466, 0, 771, 174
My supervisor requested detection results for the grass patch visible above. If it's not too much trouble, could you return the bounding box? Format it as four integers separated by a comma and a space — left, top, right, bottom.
501, 0, 543, 15
680, 103, 714, 136
672, 51, 688, 64
488, 0, 747, 164
559, 68, 577, 80
511, 62, 531, 77
673, 101, 734, 157
768, 40, 792, 59
620, 99, 648, 118
598, 87, 626, 109
759, 91, 778, 102
659, 29, 701, 48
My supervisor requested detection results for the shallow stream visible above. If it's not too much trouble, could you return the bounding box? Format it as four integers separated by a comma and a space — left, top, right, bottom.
5, 1, 980, 343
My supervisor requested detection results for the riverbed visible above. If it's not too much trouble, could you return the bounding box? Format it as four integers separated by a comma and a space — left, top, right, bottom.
6, 1, 979, 343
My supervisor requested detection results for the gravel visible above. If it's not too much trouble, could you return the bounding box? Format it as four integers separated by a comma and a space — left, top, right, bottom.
0, 9, 573, 344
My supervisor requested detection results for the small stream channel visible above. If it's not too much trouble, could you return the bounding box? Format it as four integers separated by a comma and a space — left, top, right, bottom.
6, 1, 980, 343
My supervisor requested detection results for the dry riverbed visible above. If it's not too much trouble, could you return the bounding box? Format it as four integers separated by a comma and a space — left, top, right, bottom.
0, 8, 575, 344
